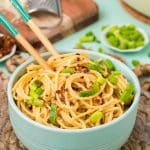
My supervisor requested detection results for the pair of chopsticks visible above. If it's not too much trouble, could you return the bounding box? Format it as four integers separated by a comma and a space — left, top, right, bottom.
0, 0, 59, 70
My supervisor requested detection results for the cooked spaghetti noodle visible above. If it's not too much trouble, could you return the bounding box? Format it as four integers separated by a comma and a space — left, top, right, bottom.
13, 53, 134, 129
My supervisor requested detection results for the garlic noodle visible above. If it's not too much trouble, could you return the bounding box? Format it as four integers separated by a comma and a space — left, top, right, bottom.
13, 53, 134, 129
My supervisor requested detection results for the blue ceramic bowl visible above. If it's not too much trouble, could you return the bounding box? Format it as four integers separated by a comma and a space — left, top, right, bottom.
7, 49, 140, 150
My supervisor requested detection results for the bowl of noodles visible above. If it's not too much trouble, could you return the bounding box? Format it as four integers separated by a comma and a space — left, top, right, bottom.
7, 49, 140, 150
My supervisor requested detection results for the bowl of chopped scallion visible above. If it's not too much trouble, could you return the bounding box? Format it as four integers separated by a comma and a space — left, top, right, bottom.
101, 24, 149, 53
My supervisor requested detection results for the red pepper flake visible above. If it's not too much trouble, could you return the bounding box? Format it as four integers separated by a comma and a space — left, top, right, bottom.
76, 57, 80, 61
82, 67, 89, 73
65, 88, 68, 92
56, 90, 61, 94
60, 96, 65, 101
76, 53, 80, 55
72, 83, 82, 91
80, 76, 84, 79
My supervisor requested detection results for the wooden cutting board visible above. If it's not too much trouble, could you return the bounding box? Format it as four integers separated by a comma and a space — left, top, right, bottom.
0, 0, 99, 45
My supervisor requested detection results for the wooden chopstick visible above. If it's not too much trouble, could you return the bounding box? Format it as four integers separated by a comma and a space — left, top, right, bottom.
0, 13, 51, 70
10, 0, 59, 56
27, 20, 59, 56
15, 34, 51, 70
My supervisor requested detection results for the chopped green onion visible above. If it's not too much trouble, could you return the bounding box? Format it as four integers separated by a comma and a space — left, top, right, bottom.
80, 36, 94, 43
92, 81, 100, 93
29, 90, 38, 98
30, 83, 37, 91
111, 71, 121, 75
80, 32, 100, 43
91, 59, 100, 65
87, 60, 107, 77
97, 75, 106, 84
94, 38, 101, 43
25, 97, 44, 107
50, 103, 57, 124
29, 87, 44, 98
85, 31, 101, 43
132, 60, 140, 67
101, 25, 108, 31
85, 31, 94, 36
103, 59, 115, 71
30, 80, 42, 89
87, 62, 101, 73
75, 31, 100, 48
148, 52, 150, 58
79, 90, 95, 97
79, 76, 105, 97
98, 48, 105, 53
33, 99, 44, 107
90, 111, 103, 123
79, 82, 99, 97
25, 80, 44, 107
108, 74, 118, 85
105, 24, 145, 50
120, 83, 134, 104
29, 80, 44, 97
25, 97, 33, 105
87, 60, 101, 73
34, 88, 44, 95
108, 71, 121, 85
63, 68, 75, 73
109, 25, 119, 33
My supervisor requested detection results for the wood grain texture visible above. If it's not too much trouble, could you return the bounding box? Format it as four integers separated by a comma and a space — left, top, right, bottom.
120, 0, 150, 25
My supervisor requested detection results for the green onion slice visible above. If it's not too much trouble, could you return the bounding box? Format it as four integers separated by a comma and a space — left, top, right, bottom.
103, 59, 115, 71
108, 71, 121, 85
90, 111, 104, 123
87, 60, 101, 73
108, 75, 118, 85
25, 80, 44, 107
79, 76, 105, 97
132, 60, 140, 67
50, 103, 57, 124
86, 31, 94, 36
25, 97, 44, 107
63, 68, 75, 74
148, 52, 150, 58
80, 36, 94, 43
120, 83, 134, 104
98, 48, 105, 53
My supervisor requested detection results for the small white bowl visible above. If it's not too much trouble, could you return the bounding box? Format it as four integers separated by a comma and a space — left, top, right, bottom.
101, 25, 149, 53
0, 33, 16, 63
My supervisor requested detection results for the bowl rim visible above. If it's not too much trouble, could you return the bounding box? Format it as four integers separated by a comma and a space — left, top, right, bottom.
100, 24, 149, 53
7, 49, 141, 133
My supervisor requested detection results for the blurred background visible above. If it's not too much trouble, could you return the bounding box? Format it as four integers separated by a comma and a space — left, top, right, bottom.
0, 0, 150, 149
0, 0, 149, 70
